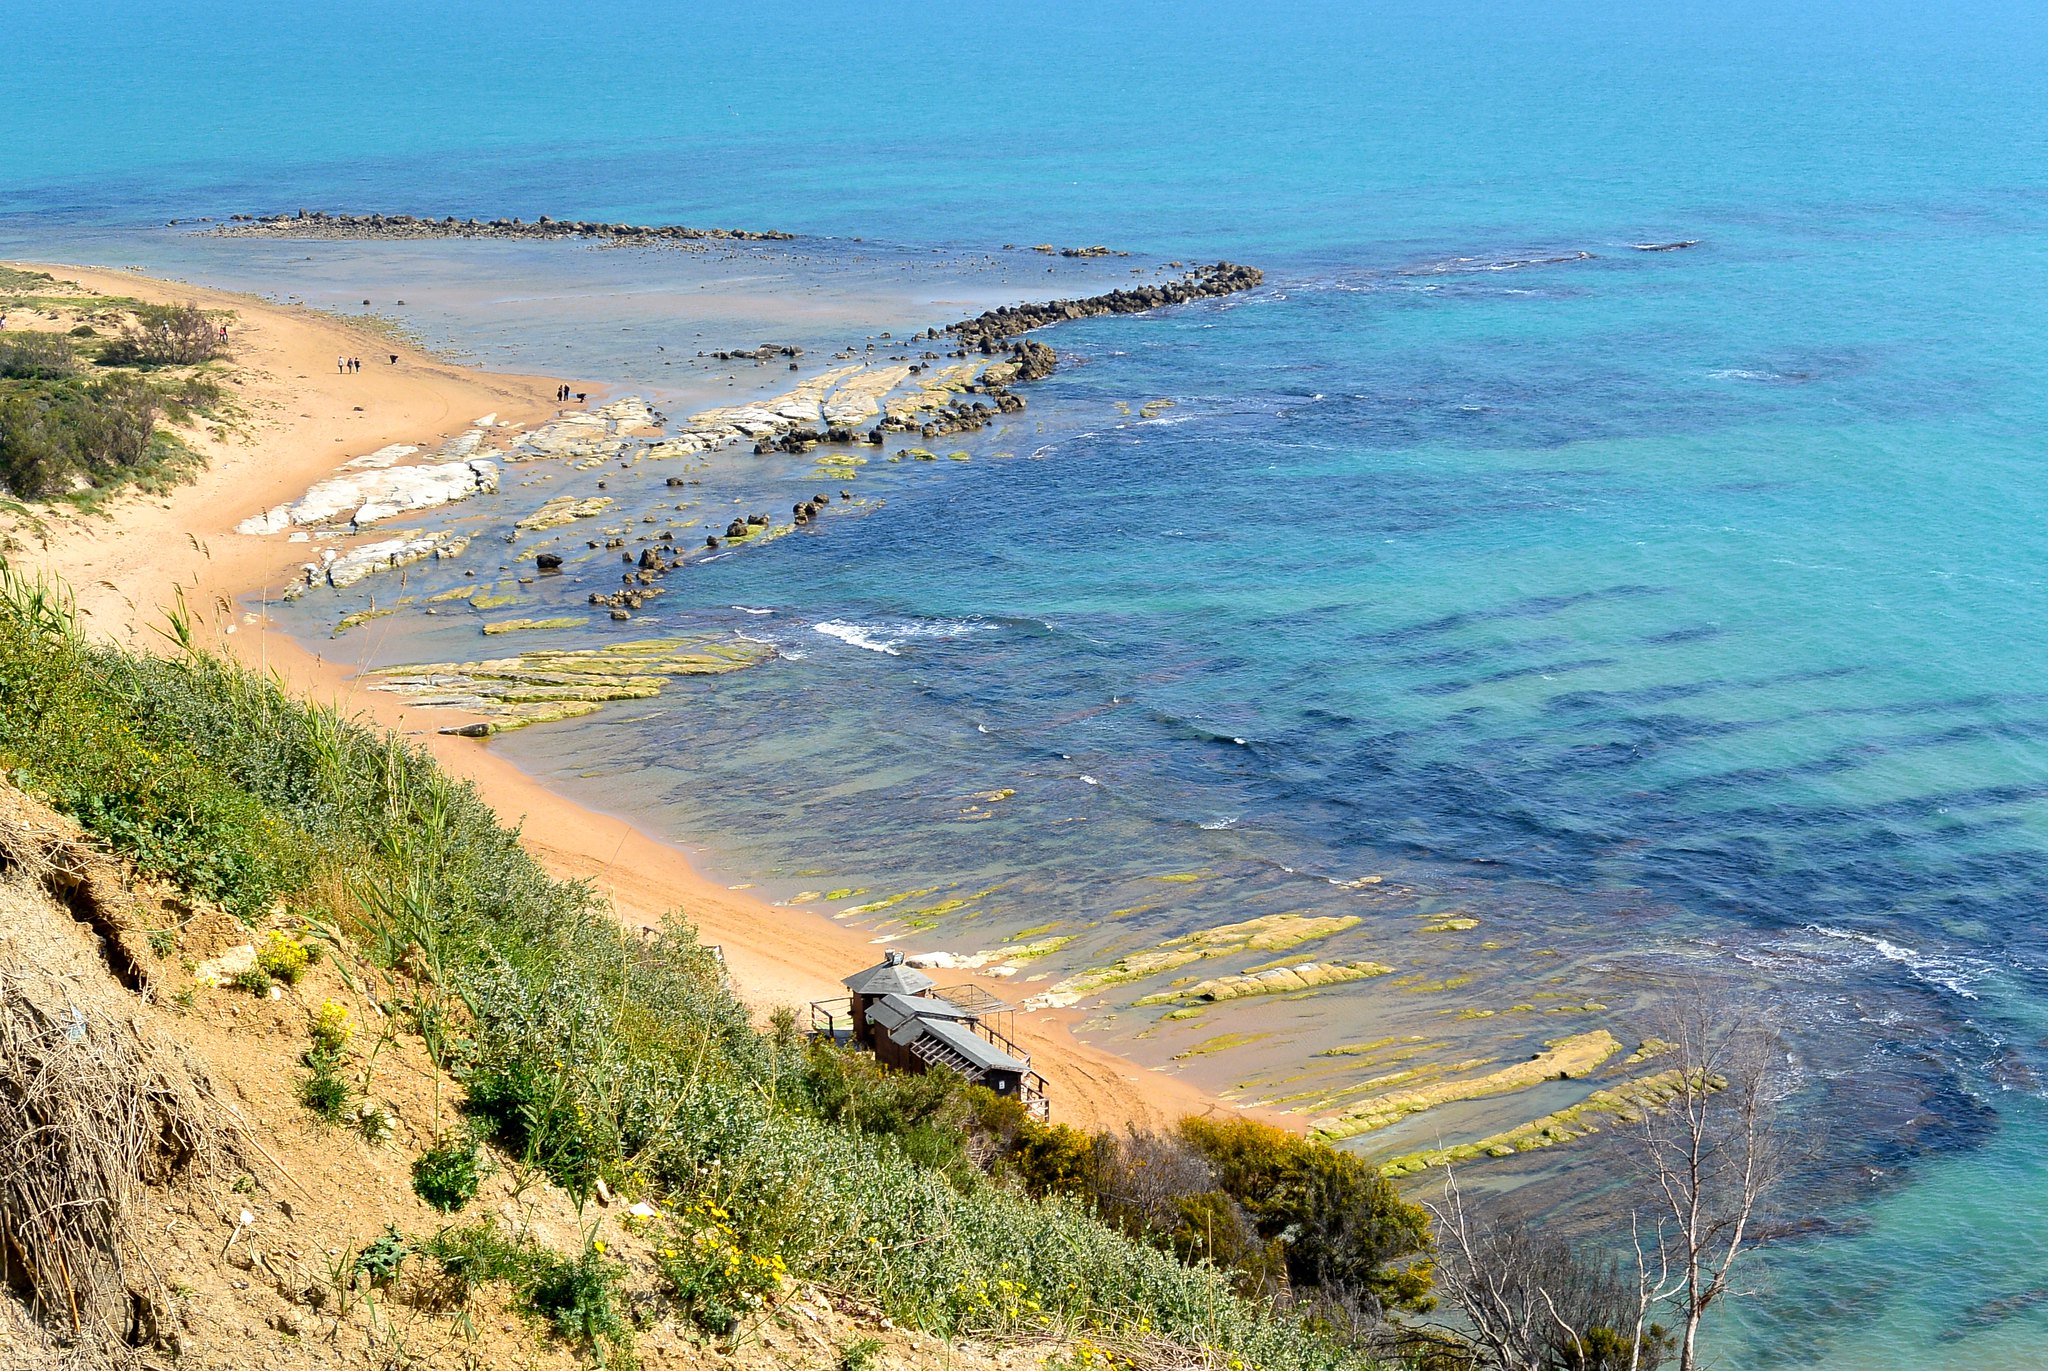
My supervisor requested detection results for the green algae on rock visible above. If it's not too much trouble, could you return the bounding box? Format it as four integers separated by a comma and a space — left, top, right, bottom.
1310, 1028, 1623, 1141
1377, 1067, 1719, 1177
334, 602, 406, 634
1134, 959, 1393, 1006
1029, 912, 1364, 1009
1166, 913, 1361, 953
482, 616, 589, 635
369, 636, 773, 730
515, 494, 614, 532
1319, 1035, 1435, 1060
844, 887, 939, 917
1173, 1031, 1272, 1061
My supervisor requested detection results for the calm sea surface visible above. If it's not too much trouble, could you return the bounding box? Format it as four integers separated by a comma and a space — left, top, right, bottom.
10, 2, 2048, 1362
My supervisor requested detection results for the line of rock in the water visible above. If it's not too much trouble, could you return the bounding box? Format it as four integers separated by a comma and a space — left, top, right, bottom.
944, 262, 1263, 352
709, 343, 804, 363
209, 210, 795, 242
750, 389, 1026, 455
1024, 244, 1130, 258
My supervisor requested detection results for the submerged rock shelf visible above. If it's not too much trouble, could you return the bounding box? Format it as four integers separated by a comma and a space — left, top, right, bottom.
369, 637, 773, 730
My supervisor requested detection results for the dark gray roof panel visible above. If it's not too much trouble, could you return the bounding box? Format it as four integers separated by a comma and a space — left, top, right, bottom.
924, 1018, 1026, 1073
844, 956, 937, 997
867, 992, 972, 1035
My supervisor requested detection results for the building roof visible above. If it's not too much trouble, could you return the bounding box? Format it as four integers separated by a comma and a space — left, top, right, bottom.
866, 992, 973, 1036
921, 1018, 1027, 1075
843, 949, 936, 998
865, 992, 1027, 1075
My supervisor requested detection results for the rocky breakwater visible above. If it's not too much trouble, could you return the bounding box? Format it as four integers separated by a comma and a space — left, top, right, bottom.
841, 262, 1264, 444
945, 261, 1264, 353
209, 210, 795, 243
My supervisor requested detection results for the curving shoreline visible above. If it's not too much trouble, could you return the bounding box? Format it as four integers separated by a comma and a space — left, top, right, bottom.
2, 256, 1263, 1137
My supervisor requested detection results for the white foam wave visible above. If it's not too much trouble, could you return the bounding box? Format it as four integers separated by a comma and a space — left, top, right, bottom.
813, 617, 988, 656
731, 605, 775, 615
1199, 817, 1239, 830
1806, 924, 1982, 1000
1708, 368, 1782, 382
1079, 775, 1099, 786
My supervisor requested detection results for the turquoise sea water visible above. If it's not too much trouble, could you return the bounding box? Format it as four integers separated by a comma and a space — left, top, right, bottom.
11, 2, 2048, 1363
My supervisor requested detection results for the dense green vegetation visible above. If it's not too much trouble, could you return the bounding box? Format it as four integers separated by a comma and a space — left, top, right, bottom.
0, 569, 1425, 1368
0, 287, 228, 503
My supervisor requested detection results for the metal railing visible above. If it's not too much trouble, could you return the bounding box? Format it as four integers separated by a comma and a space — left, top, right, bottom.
808, 996, 854, 1043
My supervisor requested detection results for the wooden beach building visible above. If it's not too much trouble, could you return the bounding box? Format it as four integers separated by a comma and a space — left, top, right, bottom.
815, 950, 1049, 1118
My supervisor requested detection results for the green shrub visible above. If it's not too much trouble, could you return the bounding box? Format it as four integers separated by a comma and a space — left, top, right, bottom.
97, 302, 226, 367
0, 333, 77, 380
529, 1241, 633, 1366
0, 373, 168, 498
796, 1039, 980, 1181
412, 1133, 487, 1213
354, 1226, 409, 1287
297, 1060, 351, 1122
420, 1218, 548, 1303
229, 965, 273, 996
298, 999, 354, 1124
1003, 1119, 1103, 1199
1180, 1117, 1435, 1316
653, 1196, 787, 1334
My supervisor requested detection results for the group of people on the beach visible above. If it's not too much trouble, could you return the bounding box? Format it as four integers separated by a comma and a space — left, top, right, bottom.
554, 382, 586, 403
337, 355, 362, 373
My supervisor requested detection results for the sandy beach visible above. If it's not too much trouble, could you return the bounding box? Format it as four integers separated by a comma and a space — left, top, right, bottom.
5, 260, 1239, 1136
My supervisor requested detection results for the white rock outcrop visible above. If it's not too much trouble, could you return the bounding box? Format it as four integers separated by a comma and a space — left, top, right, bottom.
283, 529, 471, 597
237, 459, 499, 534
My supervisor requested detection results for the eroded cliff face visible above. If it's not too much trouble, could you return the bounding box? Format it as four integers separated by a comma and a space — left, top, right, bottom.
0, 783, 1069, 1371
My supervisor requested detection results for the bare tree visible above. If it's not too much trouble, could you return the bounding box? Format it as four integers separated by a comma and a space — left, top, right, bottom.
1428, 1170, 1670, 1371
99, 302, 228, 367
1425, 992, 1794, 1371
1631, 993, 1793, 1371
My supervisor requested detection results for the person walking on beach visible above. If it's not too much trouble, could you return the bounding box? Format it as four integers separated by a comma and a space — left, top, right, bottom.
337, 354, 346, 374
